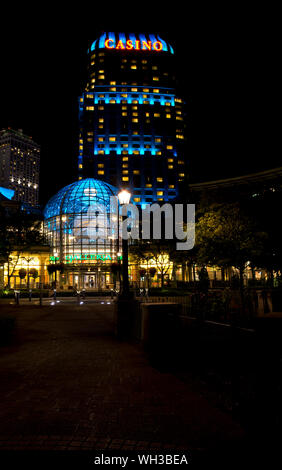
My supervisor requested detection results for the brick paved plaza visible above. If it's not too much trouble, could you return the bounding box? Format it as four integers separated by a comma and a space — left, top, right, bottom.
0, 302, 246, 462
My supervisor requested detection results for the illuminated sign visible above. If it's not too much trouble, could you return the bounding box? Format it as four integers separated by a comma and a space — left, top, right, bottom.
105, 39, 163, 52
50, 254, 116, 264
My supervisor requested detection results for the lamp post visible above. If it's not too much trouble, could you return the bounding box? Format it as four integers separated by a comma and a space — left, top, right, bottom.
117, 189, 131, 298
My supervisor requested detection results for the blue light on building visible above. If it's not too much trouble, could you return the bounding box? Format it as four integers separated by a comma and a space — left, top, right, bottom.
0, 186, 15, 200
78, 32, 186, 207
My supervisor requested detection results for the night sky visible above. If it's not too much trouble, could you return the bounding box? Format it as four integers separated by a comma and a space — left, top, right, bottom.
1, 15, 279, 206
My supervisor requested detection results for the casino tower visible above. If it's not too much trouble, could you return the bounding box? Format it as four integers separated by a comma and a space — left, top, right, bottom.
78, 32, 186, 206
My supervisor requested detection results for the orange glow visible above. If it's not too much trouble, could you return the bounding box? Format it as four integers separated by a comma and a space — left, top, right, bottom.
116, 40, 125, 49
103, 39, 163, 52
105, 39, 114, 49
142, 41, 151, 50
126, 40, 134, 50
153, 41, 163, 51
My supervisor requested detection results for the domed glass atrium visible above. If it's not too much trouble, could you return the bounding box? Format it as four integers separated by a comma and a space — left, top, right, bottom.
44, 178, 121, 290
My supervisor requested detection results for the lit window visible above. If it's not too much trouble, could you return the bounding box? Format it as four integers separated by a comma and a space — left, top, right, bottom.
122, 177, 129, 181
109, 137, 116, 142
98, 171, 104, 175
157, 191, 163, 196
133, 170, 140, 175
134, 197, 141, 202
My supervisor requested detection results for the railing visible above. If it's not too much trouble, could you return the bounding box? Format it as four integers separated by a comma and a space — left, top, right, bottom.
137, 295, 192, 315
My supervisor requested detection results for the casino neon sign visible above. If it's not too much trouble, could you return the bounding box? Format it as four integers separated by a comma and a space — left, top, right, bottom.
104, 39, 163, 52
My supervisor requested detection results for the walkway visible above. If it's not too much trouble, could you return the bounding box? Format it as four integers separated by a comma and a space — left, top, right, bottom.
0, 303, 244, 459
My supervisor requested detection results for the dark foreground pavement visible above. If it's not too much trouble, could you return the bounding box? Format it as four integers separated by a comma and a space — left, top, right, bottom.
0, 303, 251, 465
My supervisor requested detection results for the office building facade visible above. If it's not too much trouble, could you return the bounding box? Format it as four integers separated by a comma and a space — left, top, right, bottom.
0, 128, 40, 206
78, 32, 186, 206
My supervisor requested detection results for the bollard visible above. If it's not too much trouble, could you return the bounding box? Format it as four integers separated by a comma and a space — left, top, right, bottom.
53, 289, 57, 302
29, 289, 32, 302
77, 290, 81, 304
82, 288, 86, 300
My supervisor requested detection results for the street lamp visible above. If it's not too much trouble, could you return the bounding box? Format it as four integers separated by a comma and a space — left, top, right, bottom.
117, 189, 131, 298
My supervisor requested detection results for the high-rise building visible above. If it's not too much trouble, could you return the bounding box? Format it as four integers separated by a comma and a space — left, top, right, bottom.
78, 32, 186, 206
0, 128, 40, 207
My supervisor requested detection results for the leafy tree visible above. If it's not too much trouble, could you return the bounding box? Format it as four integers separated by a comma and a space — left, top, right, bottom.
0, 207, 47, 288
195, 202, 268, 312
130, 240, 174, 288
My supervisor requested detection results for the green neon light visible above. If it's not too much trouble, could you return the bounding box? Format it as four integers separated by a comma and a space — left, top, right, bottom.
49, 254, 119, 264
49, 254, 123, 264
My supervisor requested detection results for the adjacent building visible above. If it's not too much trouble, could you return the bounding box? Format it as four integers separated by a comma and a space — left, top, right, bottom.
0, 128, 40, 207
78, 32, 187, 206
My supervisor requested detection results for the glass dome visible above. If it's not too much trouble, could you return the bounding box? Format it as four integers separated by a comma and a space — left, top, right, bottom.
44, 179, 121, 289
44, 178, 118, 219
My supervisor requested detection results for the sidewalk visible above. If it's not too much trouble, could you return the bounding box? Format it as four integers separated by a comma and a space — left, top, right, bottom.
0, 303, 244, 456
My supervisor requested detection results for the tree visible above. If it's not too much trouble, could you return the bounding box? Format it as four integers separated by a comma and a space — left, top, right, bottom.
0, 207, 47, 288
18, 268, 27, 288
29, 268, 39, 286
130, 240, 174, 288
195, 202, 268, 313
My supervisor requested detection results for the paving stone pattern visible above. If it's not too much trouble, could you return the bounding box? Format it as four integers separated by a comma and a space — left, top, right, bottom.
0, 303, 244, 452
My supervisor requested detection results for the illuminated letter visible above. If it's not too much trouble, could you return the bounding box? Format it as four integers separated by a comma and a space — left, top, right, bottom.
135, 40, 140, 50
126, 40, 133, 50
142, 41, 152, 50
116, 40, 125, 50
153, 41, 163, 51
105, 39, 114, 49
